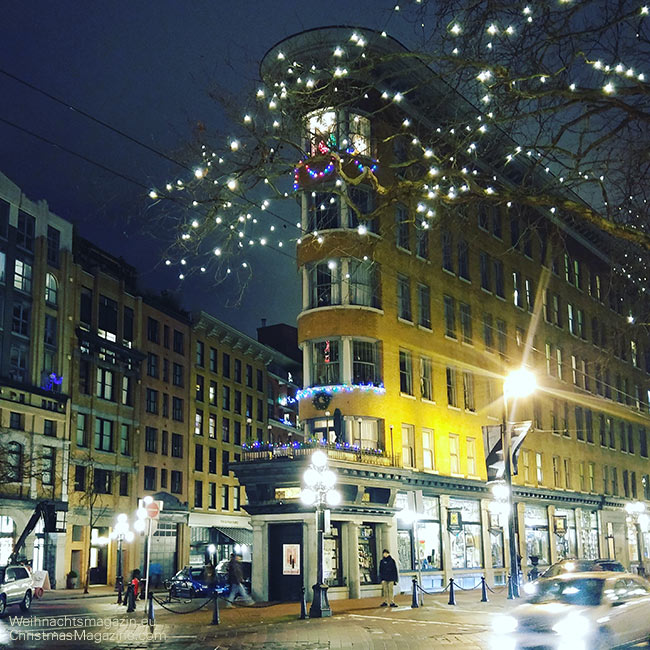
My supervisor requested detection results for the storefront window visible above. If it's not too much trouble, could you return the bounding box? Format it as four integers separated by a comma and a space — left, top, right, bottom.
358, 524, 377, 584
396, 495, 442, 572
580, 510, 600, 559
449, 498, 483, 569
490, 529, 505, 568
554, 508, 577, 560
525, 504, 550, 565
324, 522, 343, 586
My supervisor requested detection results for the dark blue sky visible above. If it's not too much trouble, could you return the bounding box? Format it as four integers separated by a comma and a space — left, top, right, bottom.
0, 1, 402, 335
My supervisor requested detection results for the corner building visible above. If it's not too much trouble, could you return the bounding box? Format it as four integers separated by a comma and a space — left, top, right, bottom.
233, 27, 650, 602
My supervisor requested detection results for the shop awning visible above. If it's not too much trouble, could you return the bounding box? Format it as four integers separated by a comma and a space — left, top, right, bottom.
214, 526, 253, 546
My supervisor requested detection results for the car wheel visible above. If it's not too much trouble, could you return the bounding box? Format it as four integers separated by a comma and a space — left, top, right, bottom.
20, 590, 32, 612
0, 595, 6, 617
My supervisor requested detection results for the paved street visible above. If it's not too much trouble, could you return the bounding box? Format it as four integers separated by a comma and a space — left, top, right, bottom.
0, 589, 512, 650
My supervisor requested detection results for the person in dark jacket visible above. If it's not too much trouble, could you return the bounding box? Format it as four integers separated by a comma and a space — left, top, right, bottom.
226, 553, 252, 606
378, 549, 398, 607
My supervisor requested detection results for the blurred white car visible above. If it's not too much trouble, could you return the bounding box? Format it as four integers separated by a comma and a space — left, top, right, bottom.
0, 565, 34, 616
492, 572, 650, 650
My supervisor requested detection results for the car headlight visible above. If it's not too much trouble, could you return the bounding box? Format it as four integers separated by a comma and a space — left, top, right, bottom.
552, 613, 592, 637
492, 614, 518, 634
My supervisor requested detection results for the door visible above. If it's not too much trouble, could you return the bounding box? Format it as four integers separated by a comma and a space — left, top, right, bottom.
268, 523, 303, 602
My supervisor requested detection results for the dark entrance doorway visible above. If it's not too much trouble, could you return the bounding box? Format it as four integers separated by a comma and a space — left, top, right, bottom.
268, 523, 303, 602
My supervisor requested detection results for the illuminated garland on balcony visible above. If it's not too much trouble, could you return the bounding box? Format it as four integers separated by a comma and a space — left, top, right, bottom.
278, 383, 385, 405
242, 437, 385, 456
292, 154, 379, 190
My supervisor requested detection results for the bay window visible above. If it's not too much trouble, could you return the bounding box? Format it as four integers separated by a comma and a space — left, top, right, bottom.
308, 261, 341, 308
311, 340, 340, 386
352, 340, 379, 385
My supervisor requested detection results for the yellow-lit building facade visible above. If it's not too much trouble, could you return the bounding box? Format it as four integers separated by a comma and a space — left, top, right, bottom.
233, 27, 650, 602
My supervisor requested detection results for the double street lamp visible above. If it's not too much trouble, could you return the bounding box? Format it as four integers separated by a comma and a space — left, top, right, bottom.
502, 368, 537, 598
301, 450, 341, 618
109, 513, 134, 600
625, 501, 649, 576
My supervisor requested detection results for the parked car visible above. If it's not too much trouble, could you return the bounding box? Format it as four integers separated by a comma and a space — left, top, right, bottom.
492, 572, 650, 650
0, 565, 34, 616
165, 566, 228, 598
523, 558, 626, 595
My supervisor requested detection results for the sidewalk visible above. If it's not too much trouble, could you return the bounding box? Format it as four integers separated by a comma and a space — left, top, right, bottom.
44, 585, 118, 601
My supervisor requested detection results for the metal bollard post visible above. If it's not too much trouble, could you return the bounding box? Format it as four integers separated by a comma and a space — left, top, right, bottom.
448, 578, 456, 606
480, 576, 489, 603
411, 577, 419, 608
116, 583, 123, 605
147, 591, 155, 633
507, 574, 515, 600
212, 594, 220, 625
126, 583, 136, 613
299, 586, 307, 620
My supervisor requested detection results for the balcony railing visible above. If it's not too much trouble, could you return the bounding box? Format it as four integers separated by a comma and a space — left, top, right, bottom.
240, 441, 395, 467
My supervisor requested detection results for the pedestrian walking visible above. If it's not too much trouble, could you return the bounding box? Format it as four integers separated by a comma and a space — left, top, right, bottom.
226, 553, 253, 606
378, 549, 398, 607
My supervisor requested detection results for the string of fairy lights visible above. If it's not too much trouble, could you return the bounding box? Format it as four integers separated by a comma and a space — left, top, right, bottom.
147, 2, 649, 293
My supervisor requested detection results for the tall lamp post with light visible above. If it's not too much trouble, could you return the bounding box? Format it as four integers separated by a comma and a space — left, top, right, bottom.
625, 501, 649, 576
300, 450, 340, 618
502, 368, 537, 598
109, 513, 134, 601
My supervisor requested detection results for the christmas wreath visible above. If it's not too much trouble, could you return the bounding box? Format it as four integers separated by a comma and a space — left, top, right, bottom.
312, 391, 332, 410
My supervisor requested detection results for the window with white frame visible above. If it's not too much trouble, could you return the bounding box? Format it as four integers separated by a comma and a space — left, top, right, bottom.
307, 192, 340, 231
352, 340, 380, 385
399, 350, 413, 395
420, 356, 433, 401
311, 339, 340, 386
347, 186, 376, 230
307, 261, 341, 308
463, 371, 475, 412
45, 273, 58, 305
397, 274, 411, 320
449, 434, 461, 473
466, 437, 477, 476
305, 109, 337, 155
348, 259, 380, 308
396, 204, 409, 250
402, 423, 415, 467
422, 428, 435, 470
348, 113, 371, 155
418, 283, 431, 328
446, 367, 458, 407
14, 259, 32, 293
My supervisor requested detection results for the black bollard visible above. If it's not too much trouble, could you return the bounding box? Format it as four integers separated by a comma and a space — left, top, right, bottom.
147, 591, 155, 632
116, 584, 123, 605
212, 594, 220, 625
411, 577, 419, 608
448, 578, 456, 606
480, 576, 489, 603
507, 574, 515, 600
299, 586, 307, 620
126, 583, 136, 613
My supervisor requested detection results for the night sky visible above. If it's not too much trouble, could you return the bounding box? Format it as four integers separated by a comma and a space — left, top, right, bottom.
1, 1, 404, 336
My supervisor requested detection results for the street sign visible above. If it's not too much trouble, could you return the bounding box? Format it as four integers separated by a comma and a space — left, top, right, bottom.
146, 501, 160, 519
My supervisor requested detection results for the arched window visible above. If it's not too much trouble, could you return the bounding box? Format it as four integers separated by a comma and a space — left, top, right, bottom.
45, 273, 58, 305
7, 442, 22, 482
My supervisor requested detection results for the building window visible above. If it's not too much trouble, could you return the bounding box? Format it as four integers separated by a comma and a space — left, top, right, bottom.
94, 418, 113, 452
171, 433, 183, 458
442, 231, 453, 272
120, 424, 130, 456
172, 363, 184, 387
196, 340, 204, 367
420, 357, 433, 401
171, 471, 182, 494
235, 391, 243, 415
480, 251, 491, 291
446, 367, 458, 407
12, 302, 30, 336
222, 385, 231, 410
43, 419, 56, 437
144, 467, 156, 491
79, 288, 93, 329
512, 271, 522, 308
463, 371, 475, 412
46, 225, 60, 266
45, 273, 58, 305
76, 413, 88, 447
222, 352, 231, 378
7, 442, 22, 482
466, 437, 477, 476
17, 211, 35, 250
74, 465, 86, 491
210, 347, 218, 373
145, 427, 158, 453
97, 295, 117, 342
195, 409, 203, 436
311, 339, 340, 385
94, 469, 112, 494
536, 452, 543, 484
422, 428, 435, 470
161, 431, 169, 455
119, 473, 129, 496
195, 444, 203, 472
221, 485, 230, 510
399, 350, 413, 395
352, 340, 380, 385
209, 482, 217, 509
416, 227, 429, 259
145, 388, 158, 413
402, 423, 415, 468
307, 192, 340, 231
443, 295, 456, 338
493, 260, 505, 298
449, 434, 460, 473
347, 258, 380, 308
172, 397, 184, 421
496, 319, 507, 357
483, 313, 494, 351
459, 302, 472, 344
209, 447, 217, 474
417, 283, 431, 328
233, 486, 241, 511
196, 375, 204, 402
222, 450, 229, 476
173, 330, 184, 354
147, 353, 159, 378
457, 239, 470, 280
209, 414, 217, 439
396, 204, 409, 249
397, 274, 412, 321
121, 376, 132, 407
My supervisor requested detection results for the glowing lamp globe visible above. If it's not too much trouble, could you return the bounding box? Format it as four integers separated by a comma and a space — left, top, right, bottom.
117, 513, 128, 524
143, 495, 154, 505
125, 531, 134, 543
322, 470, 337, 489
134, 519, 145, 532
301, 489, 317, 506
326, 490, 341, 507
136, 507, 147, 520
311, 450, 328, 468
304, 467, 320, 488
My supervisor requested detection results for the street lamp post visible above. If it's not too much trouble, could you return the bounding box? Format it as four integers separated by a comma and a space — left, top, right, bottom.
502, 368, 537, 599
109, 513, 134, 601
300, 450, 340, 618
625, 501, 649, 576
